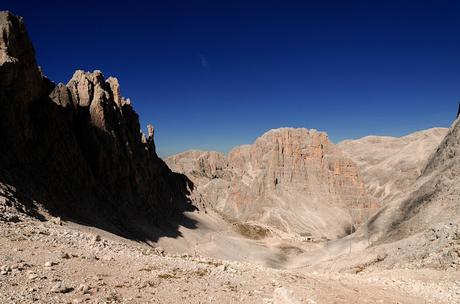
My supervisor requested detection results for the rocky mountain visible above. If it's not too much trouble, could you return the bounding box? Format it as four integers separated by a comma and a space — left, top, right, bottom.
166, 128, 378, 239
364, 118, 460, 242
1, 10, 459, 303
0, 11, 193, 237
315, 117, 460, 272
337, 128, 448, 205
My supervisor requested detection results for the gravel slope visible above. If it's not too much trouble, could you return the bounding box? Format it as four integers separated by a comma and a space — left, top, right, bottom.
2, 211, 457, 304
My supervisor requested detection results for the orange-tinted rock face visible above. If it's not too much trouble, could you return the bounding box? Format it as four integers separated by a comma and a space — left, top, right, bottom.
167, 128, 378, 239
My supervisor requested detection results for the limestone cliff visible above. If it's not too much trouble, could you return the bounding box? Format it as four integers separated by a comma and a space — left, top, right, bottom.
166, 128, 378, 239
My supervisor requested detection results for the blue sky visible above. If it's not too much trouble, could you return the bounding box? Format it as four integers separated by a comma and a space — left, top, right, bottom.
4, 1, 460, 156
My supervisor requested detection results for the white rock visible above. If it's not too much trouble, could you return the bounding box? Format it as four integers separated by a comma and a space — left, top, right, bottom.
50, 217, 61, 226
78, 284, 91, 294
273, 287, 301, 304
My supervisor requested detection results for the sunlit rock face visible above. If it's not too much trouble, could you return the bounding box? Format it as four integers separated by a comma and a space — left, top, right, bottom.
338, 128, 448, 206
167, 128, 377, 239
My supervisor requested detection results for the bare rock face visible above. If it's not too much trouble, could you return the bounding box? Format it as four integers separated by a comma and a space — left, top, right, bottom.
0, 11, 193, 236
167, 128, 377, 239
338, 128, 448, 205
0, 11, 44, 102
0, 11, 53, 153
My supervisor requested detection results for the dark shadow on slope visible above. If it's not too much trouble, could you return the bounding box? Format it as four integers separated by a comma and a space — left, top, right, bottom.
0, 10, 199, 242
0, 94, 199, 243
0, 169, 47, 222
0, 160, 199, 243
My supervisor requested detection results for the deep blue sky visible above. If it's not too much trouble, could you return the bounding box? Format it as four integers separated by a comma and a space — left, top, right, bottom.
4, 1, 460, 156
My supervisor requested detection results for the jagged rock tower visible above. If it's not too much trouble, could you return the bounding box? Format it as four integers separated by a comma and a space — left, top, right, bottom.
0, 11, 193, 237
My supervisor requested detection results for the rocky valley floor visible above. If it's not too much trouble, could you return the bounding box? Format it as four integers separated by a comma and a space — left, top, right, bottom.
1, 212, 459, 304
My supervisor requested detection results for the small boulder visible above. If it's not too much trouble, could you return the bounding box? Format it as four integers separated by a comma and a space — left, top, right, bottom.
50, 217, 61, 226
44, 261, 57, 267
50, 281, 73, 293
0, 265, 11, 275
77, 284, 91, 294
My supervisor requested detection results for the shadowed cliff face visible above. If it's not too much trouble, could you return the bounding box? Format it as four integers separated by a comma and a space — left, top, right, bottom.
0, 11, 196, 240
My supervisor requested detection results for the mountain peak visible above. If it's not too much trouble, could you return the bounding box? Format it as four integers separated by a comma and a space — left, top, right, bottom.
0, 11, 193, 235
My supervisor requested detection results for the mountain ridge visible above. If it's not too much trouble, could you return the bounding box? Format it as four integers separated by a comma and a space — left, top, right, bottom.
338, 127, 448, 205
0, 11, 193, 239
166, 127, 378, 240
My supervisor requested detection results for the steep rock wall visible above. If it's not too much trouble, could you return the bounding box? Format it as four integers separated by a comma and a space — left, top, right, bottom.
0, 11, 193, 237
167, 128, 377, 239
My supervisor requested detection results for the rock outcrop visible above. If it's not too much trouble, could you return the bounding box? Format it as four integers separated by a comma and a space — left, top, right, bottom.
338, 128, 448, 205
166, 128, 378, 239
0, 11, 193, 237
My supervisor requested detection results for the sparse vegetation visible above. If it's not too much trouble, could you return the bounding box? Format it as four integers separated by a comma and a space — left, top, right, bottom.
233, 222, 271, 240
158, 273, 178, 279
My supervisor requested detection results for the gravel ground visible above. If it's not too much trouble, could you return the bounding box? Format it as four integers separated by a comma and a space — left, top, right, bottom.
1, 213, 458, 304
